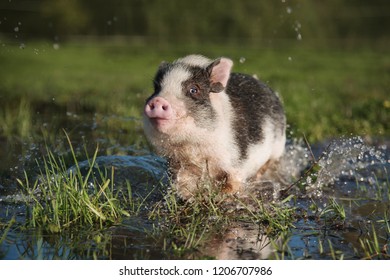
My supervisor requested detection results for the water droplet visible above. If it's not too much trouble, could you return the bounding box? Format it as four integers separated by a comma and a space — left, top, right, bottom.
14, 26, 19, 32
286, 7, 293, 14
239, 57, 246, 63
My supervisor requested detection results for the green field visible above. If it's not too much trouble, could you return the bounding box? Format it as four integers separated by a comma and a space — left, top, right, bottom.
0, 40, 389, 143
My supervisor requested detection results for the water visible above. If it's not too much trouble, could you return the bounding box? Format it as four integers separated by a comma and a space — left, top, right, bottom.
0, 103, 389, 260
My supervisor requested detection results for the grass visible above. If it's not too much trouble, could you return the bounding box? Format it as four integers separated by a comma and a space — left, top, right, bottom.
3, 132, 389, 259
149, 182, 296, 258
359, 223, 389, 259
0, 38, 389, 259
0, 217, 15, 245
9, 143, 298, 258
0, 97, 31, 140
16, 132, 135, 233
0, 39, 388, 143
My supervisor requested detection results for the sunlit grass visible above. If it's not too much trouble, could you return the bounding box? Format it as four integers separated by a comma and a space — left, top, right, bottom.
5, 133, 389, 259
320, 198, 346, 222
17, 132, 133, 233
149, 180, 296, 257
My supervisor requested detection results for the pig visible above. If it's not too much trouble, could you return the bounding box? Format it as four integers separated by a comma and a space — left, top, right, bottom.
143, 54, 286, 201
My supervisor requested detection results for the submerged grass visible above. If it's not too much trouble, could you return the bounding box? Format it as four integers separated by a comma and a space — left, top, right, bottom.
359, 223, 389, 259
0, 217, 15, 245
17, 132, 132, 233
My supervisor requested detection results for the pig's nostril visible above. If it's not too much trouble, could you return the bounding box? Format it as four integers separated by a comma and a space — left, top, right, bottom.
145, 97, 171, 119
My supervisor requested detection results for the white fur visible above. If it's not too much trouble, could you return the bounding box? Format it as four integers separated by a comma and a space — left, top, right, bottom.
175, 54, 212, 67
144, 54, 286, 200
206, 91, 240, 168
238, 119, 286, 180
160, 66, 191, 100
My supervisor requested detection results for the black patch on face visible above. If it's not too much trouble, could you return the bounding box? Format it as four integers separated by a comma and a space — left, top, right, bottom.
226, 73, 286, 160
146, 62, 173, 104
147, 62, 218, 129
180, 65, 217, 127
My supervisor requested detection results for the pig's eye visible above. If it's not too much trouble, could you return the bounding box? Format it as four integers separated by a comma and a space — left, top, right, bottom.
189, 87, 198, 95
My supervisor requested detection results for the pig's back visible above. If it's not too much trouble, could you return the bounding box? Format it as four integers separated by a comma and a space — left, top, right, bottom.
226, 73, 286, 160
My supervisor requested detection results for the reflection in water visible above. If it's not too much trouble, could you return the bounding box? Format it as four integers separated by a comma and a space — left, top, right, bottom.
205, 222, 276, 260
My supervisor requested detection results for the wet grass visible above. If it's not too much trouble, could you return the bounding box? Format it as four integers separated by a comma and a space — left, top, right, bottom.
4, 135, 296, 258
16, 133, 134, 233
0, 39, 389, 259
1, 134, 388, 259
149, 181, 297, 258
0, 217, 15, 245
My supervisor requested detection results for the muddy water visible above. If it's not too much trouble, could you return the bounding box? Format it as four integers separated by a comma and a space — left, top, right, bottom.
0, 103, 389, 259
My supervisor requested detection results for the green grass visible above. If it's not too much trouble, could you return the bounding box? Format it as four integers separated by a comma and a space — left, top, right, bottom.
0, 39, 388, 142
1, 39, 389, 259
149, 182, 296, 257
0, 217, 15, 245
17, 132, 136, 233
6, 131, 389, 259
14, 144, 297, 258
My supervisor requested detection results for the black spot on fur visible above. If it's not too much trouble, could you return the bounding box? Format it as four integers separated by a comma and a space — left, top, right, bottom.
226, 73, 285, 160
146, 62, 174, 103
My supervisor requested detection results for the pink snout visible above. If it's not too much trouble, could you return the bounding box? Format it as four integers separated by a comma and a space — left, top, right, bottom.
144, 96, 172, 120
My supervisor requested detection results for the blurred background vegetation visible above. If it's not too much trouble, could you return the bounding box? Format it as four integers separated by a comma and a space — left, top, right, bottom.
0, 0, 389, 145
1, 0, 389, 46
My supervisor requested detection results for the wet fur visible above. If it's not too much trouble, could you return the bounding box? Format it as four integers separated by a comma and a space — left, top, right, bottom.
143, 55, 286, 201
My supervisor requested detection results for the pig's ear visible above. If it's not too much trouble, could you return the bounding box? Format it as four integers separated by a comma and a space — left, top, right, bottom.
158, 61, 170, 70
207, 58, 233, 92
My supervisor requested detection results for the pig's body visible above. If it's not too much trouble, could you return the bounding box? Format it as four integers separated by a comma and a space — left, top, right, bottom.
143, 55, 286, 200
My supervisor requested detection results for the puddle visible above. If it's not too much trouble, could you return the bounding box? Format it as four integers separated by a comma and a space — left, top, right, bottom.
0, 101, 389, 260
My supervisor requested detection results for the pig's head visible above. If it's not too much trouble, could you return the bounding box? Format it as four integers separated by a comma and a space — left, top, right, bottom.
143, 55, 233, 153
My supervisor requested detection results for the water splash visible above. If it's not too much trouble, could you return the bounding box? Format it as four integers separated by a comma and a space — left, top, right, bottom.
245, 139, 311, 201
303, 137, 388, 198
251, 136, 388, 202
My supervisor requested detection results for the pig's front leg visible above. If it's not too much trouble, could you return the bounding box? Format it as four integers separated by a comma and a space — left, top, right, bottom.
172, 164, 244, 201
213, 169, 243, 195
172, 165, 203, 201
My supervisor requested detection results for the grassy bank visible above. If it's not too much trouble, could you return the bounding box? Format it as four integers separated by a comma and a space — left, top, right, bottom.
0, 39, 389, 143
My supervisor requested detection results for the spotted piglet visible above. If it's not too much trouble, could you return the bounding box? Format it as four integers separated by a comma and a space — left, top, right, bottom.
143, 55, 286, 201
